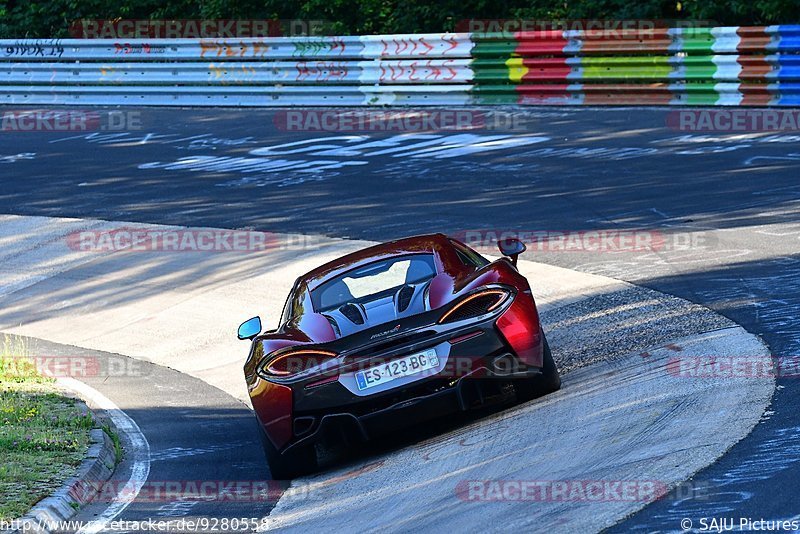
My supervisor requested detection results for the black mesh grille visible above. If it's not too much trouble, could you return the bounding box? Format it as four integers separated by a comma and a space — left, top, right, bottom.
339, 303, 364, 325
443, 294, 502, 323
396, 285, 414, 312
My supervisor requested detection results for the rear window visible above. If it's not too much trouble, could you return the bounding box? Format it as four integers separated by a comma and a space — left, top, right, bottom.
311, 254, 436, 312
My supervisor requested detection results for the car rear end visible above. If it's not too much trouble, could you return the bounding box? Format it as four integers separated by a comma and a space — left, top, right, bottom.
252, 284, 545, 455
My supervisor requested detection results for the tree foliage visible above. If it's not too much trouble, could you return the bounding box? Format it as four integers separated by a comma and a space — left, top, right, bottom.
0, 0, 797, 38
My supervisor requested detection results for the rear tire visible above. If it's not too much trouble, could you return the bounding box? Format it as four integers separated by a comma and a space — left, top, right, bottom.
514, 335, 561, 402
260, 427, 318, 480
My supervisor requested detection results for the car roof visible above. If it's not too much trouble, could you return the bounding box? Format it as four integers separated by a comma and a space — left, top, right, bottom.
299, 233, 452, 291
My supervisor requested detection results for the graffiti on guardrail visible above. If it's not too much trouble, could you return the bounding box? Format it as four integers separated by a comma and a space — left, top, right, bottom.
113, 43, 168, 55
207, 64, 260, 84
99, 66, 117, 78
381, 37, 434, 56
378, 36, 460, 57
2, 26, 799, 106
296, 61, 348, 82
293, 37, 347, 57
199, 40, 273, 58
378, 60, 459, 82
4, 39, 64, 58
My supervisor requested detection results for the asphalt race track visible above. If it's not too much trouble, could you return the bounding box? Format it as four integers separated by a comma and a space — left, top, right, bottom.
2, 106, 800, 530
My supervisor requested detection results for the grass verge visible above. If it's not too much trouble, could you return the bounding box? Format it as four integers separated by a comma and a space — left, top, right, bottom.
0, 335, 95, 521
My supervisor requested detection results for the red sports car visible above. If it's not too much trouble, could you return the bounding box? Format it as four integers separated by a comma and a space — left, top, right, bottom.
239, 234, 559, 479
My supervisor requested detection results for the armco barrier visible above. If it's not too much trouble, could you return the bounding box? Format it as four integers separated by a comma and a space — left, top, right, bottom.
1, 26, 798, 106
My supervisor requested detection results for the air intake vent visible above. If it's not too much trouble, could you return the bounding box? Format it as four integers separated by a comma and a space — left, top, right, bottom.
339, 303, 364, 325
443, 294, 503, 323
396, 285, 414, 313
323, 314, 341, 337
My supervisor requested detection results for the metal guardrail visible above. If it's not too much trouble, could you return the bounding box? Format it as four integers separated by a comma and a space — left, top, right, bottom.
1, 27, 798, 106
0, 35, 473, 61
0, 60, 474, 85
470, 25, 800, 105
1, 85, 474, 106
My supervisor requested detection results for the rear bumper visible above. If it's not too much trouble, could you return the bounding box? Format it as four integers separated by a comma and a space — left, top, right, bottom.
282, 364, 540, 455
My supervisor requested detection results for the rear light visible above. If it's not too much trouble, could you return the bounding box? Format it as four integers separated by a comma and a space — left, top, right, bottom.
259, 349, 338, 378
448, 331, 484, 345
438, 288, 511, 324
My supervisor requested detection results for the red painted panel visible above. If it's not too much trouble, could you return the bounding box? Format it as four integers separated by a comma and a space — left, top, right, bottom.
579, 28, 671, 54
738, 56, 774, 81
513, 31, 569, 56
737, 27, 772, 53
521, 58, 571, 82
739, 83, 776, 105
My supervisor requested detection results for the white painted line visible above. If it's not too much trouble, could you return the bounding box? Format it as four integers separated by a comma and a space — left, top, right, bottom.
58, 377, 151, 534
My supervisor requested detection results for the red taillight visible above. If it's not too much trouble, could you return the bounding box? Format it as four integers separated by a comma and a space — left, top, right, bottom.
438, 289, 511, 324
262, 349, 337, 377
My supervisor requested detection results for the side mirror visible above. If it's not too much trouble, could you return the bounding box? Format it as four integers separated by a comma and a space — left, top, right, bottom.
498, 238, 526, 266
238, 316, 262, 340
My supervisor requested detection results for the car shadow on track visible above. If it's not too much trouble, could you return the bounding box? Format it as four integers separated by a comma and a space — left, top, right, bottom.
312, 383, 537, 474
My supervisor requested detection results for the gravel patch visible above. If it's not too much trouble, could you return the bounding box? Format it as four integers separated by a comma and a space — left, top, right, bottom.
542, 286, 734, 373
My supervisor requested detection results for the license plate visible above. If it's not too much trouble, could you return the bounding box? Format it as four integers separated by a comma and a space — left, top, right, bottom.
355, 349, 440, 391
